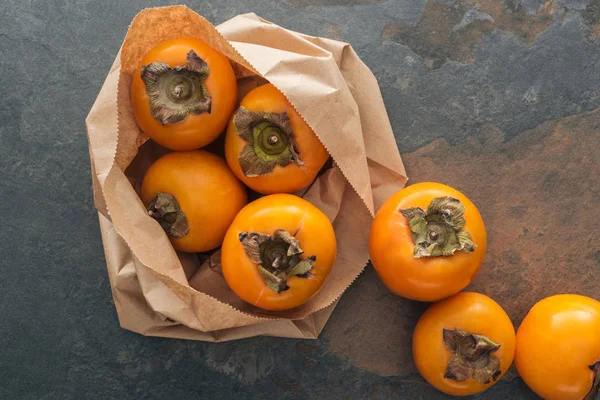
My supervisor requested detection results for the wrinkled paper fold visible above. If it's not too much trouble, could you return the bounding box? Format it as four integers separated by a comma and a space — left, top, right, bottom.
86, 5, 407, 341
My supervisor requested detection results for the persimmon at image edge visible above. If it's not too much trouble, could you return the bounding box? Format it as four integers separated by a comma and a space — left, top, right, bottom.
369, 182, 487, 302
224, 83, 330, 194
515, 294, 600, 400
140, 150, 247, 253
131, 37, 237, 151
221, 193, 337, 311
412, 292, 515, 396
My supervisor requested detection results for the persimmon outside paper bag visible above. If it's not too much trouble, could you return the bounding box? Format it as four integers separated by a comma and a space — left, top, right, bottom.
85, 5, 407, 342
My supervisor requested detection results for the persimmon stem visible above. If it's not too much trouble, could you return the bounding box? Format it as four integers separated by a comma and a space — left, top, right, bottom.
584, 362, 600, 400
239, 230, 315, 293
233, 107, 302, 177
442, 328, 501, 384
400, 197, 476, 258
147, 192, 189, 238
172, 83, 185, 99
141, 49, 211, 125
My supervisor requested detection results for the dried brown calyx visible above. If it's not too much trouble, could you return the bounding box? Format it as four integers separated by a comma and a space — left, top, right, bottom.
141, 49, 211, 125
233, 107, 302, 177
400, 196, 475, 258
443, 329, 502, 384
239, 230, 316, 293
585, 362, 600, 400
147, 192, 189, 238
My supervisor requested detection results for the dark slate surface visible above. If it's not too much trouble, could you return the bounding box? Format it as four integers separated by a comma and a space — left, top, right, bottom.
1, 1, 599, 399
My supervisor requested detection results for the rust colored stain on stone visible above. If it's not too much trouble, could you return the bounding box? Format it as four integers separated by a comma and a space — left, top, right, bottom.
324, 23, 342, 41
382, 0, 556, 69
326, 108, 600, 377
582, 0, 600, 40
325, 267, 428, 377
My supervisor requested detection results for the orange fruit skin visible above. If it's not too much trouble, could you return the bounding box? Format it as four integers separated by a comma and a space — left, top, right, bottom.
515, 294, 600, 400
141, 150, 247, 253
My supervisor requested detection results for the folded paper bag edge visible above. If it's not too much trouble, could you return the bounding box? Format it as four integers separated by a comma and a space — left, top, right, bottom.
218, 14, 377, 216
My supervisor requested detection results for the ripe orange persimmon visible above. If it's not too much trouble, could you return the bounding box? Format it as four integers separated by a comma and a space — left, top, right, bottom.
221, 194, 336, 311
369, 182, 486, 302
515, 294, 600, 400
141, 150, 247, 253
413, 292, 516, 396
131, 37, 237, 151
224, 83, 329, 194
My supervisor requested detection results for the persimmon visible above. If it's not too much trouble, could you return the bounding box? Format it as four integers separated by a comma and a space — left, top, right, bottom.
221, 194, 336, 311
515, 294, 600, 400
131, 37, 237, 151
224, 83, 329, 194
369, 182, 486, 302
141, 150, 247, 253
413, 292, 516, 396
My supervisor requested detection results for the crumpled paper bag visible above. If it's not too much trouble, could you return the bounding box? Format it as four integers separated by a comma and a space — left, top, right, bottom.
86, 5, 407, 342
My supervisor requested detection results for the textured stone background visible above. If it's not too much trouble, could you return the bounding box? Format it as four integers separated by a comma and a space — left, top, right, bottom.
1, 0, 599, 399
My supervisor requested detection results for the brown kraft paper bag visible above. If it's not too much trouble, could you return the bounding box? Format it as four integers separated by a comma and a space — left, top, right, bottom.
85, 5, 407, 342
